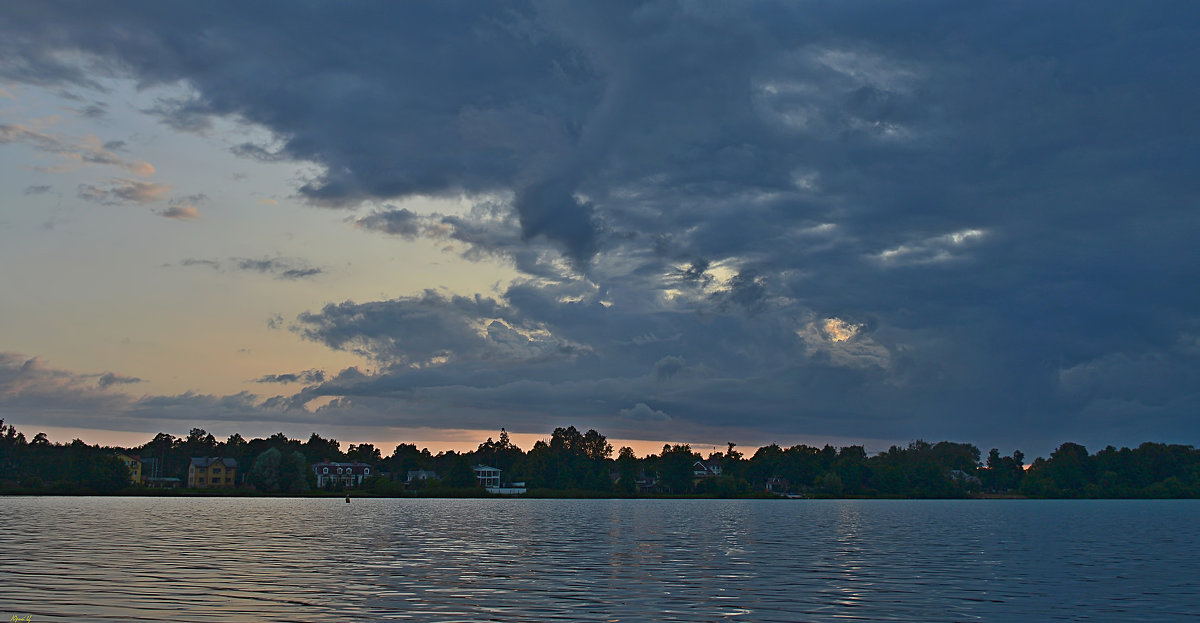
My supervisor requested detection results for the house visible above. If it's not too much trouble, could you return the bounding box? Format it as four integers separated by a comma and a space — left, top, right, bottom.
139, 457, 181, 488
473, 464, 525, 494
765, 475, 791, 494
693, 460, 722, 478
188, 457, 238, 488
473, 464, 501, 488
313, 461, 373, 488
406, 469, 437, 484
114, 452, 142, 485
634, 472, 661, 494
949, 469, 982, 487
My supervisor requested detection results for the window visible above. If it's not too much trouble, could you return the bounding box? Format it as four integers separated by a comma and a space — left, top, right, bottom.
322, 467, 329, 474
364, 468, 370, 475
338, 467, 344, 474
225, 478, 232, 484
198, 477, 205, 484
213, 468, 222, 474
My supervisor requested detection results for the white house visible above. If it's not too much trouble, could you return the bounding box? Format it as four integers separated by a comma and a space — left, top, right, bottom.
473, 464, 526, 494
473, 464, 501, 488
693, 460, 723, 478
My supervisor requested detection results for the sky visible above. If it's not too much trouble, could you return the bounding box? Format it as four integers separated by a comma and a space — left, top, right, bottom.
1, 1, 1198, 459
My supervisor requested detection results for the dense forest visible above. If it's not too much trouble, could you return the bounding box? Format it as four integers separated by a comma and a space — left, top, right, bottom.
1, 419, 1198, 498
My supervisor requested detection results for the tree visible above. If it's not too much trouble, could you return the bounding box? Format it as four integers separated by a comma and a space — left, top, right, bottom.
582, 429, 612, 462
721, 442, 745, 479
225, 433, 247, 452
816, 471, 844, 496
347, 443, 382, 465
444, 454, 477, 488
184, 428, 218, 455
249, 447, 282, 492
83, 452, 130, 492
0, 420, 28, 480
835, 445, 869, 494
249, 446, 310, 492
746, 444, 784, 489
279, 450, 310, 492
1044, 442, 1092, 495
614, 446, 638, 494
658, 444, 698, 493
303, 433, 343, 464
387, 443, 431, 476
984, 448, 1025, 492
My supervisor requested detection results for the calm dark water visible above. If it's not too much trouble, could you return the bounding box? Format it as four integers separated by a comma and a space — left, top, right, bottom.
2, 497, 1198, 622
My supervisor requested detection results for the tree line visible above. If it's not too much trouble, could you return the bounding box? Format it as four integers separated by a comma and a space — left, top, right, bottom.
1, 419, 1198, 498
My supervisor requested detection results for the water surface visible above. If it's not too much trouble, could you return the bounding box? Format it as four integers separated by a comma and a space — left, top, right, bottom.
3, 497, 1197, 621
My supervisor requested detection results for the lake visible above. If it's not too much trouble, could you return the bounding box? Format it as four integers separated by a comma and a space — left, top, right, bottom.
2, 497, 1198, 621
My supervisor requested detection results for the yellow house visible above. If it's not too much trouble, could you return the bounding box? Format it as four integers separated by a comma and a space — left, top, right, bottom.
188, 457, 238, 488
114, 452, 142, 486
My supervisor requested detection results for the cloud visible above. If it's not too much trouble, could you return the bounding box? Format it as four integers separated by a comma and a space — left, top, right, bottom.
78, 178, 171, 205
178, 258, 219, 270
653, 356, 686, 381
254, 369, 326, 385
155, 193, 207, 219
0, 122, 154, 176
97, 372, 143, 388
23, 184, 52, 195
179, 256, 323, 280
2, 2, 1199, 453
873, 228, 987, 267
0, 353, 131, 416
79, 102, 107, 118
236, 259, 321, 280
355, 207, 422, 240
156, 205, 199, 219
619, 402, 671, 423
294, 289, 587, 367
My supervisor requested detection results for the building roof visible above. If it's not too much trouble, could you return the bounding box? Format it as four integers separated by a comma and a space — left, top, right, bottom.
313, 461, 372, 474
473, 464, 500, 473
190, 457, 237, 468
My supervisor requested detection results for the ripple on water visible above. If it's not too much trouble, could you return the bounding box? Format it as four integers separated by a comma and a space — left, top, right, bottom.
2, 498, 1199, 621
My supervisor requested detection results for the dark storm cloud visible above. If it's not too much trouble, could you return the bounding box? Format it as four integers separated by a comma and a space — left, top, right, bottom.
4, 1, 1199, 452
653, 356, 686, 382
294, 290, 588, 368
179, 257, 323, 280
